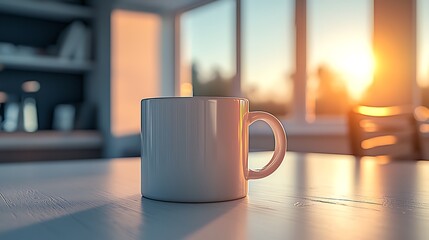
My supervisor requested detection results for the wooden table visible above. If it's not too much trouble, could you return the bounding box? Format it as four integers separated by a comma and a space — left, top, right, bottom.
0, 152, 428, 240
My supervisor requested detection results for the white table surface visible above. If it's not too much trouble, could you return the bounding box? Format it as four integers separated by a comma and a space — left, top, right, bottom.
0, 152, 428, 240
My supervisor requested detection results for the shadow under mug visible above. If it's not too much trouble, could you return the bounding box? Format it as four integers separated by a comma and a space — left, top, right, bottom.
141, 97, 287, 202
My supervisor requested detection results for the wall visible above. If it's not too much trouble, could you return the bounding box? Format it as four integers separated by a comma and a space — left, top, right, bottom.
364, 0, 417, 106
106, 7, 176, 157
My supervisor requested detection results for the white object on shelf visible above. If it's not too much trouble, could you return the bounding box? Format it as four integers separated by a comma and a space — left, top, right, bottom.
58, 21, 91, 63
23, 97, 38, 132
0, 54, 93, 73
3, 102, 20, 132
58, 21, 83, 59
0, 42, 16, 55
74, 27, 91, 62
0, 0, 93, 21
53, 104, 76, 131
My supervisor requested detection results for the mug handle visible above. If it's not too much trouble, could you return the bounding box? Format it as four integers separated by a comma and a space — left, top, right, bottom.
246, 111, 287, 180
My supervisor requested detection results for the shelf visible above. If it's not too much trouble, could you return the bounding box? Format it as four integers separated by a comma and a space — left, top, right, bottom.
0, 130, 103, 151
0, 0, 93, 21
0, 55, 93, 73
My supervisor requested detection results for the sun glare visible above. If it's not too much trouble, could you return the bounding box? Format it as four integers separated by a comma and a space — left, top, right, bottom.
335, 49, 376, 100
361, 135, 397, 149
357, 105, 403, 117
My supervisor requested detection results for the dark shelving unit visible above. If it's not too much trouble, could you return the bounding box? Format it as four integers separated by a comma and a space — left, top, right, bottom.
0, 0, 103, 161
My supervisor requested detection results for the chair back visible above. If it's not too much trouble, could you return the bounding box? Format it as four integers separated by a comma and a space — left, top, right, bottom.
348, 105, 419, 159
415, 106, 429, 159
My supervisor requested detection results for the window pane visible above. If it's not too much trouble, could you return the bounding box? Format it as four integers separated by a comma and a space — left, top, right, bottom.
242, 0, 294, 117
308, 0, 373, 118
180, 0, 235, 97
418, 0, 429, 107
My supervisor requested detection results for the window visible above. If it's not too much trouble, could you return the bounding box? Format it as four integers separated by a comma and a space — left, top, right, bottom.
177, 0, 372, 122
418, 0, 429, 107
307, 0, 373, 119
242, 0, 294, 117
179, 0, 236, 97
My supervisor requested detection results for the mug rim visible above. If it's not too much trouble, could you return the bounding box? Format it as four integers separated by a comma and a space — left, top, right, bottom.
141, 96, 249, 102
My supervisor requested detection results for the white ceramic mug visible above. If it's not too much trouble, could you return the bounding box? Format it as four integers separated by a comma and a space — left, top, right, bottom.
141, 97, 287, 202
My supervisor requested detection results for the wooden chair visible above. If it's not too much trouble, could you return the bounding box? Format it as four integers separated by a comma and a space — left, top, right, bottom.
348, 105, 420, 159
414, 106, 429, 160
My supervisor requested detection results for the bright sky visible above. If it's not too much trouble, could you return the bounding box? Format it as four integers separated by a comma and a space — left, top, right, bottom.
308, 0, 373, 100
241, 0, 294, 103
181, 0, 429, 101
181, 1, 235, 82
181, 0, 294, 103
418, 0, 429, 87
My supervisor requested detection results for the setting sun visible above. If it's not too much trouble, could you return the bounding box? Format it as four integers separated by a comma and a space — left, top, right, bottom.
335, 49, 376, 100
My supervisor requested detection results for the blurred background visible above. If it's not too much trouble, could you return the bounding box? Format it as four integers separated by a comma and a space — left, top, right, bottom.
0, 0, 428, 161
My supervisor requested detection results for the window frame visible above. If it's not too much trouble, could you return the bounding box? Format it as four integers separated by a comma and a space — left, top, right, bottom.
174, 0, 347, 136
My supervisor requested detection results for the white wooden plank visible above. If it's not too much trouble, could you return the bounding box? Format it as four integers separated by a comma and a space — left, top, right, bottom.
0, 152, 428, 240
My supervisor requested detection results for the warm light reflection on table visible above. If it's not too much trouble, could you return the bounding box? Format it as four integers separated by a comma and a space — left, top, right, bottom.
0, 152, 428, 240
